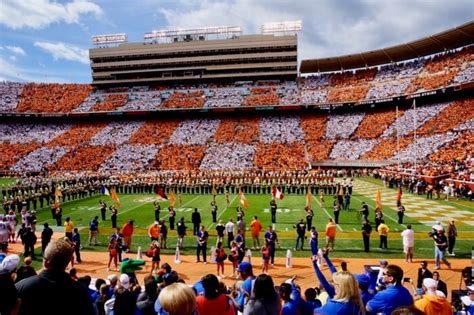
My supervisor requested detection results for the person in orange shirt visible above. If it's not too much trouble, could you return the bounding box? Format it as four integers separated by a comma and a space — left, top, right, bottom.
121, 220, 134, 253
148, 221, 160, 242
250, 216, 263, 249
414, 278, 452, 315
325, 218, 337, 250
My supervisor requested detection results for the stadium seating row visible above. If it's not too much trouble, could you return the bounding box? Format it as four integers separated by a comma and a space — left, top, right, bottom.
1, 47, 472, 113
1, 100, 472, 178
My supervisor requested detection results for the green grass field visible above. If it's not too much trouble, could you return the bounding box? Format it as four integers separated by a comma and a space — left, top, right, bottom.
22, 177, 473, 265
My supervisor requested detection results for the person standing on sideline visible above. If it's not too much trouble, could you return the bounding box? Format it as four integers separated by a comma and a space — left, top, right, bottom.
110, 206, 117, 228
264, 225, 278, 266
159, 220, 167, 249
359, 202, 369, 222
305, 206, 314, 230
147, 221, 160, 242
168, 207, 176, 230
447, 219, 457, 256
361, 220, 372, 253
41, 223, 53, 256
99, 199, 107, 221
153, 201, 160, 222
343, 192, 351, 211
88, 216, 99, 246
250, 216, 262, 249
176, 217, 187, 249
210, 201, 218, 223
72, 227, 81, 263
215, 220, 225, 245
309, 226, 319, 256
401, 224, 415, 262
397, 204, 406, 224
377, 220, 389, 249
432, 228, 451, 270
15, 238, 95, 315
225, 218, 235, 248
196, 225, 208, 264
325, 218, 337, 251
121, 220, 134, 253
64, 217, 74, 241
293, 219, 306, 251
191, 208, 201, 236
270, 199, 277, 224
333, 202, 341, 224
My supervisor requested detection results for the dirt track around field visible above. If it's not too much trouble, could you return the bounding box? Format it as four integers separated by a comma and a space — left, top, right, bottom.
6, 233, 470, 299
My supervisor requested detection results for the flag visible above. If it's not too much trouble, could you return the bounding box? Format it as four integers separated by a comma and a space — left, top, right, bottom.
239, 189, 250, 208
101, 185, 110, 196
211, 185, 217, 197
54, 185, 62, 207
111, 188, 120, 208
272, 186, 284, 200
306, 189, 312, 208
375, 190, 382, 209
396, 186, 403, 205
168, 189, 176, 207
156, 186, 168, 201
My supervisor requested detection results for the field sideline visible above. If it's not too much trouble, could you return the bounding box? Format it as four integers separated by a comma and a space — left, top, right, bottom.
8, 177, 469, 265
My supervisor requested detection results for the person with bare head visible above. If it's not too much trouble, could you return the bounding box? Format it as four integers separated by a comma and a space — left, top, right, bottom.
15, 238, 94, 315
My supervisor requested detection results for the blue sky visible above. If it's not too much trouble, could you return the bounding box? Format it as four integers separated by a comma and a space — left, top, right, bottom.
0, 0, 472, 83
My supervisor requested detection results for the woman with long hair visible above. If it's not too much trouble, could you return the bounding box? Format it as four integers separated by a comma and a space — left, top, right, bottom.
244, 274, 280, 315
314, 271, 365, 315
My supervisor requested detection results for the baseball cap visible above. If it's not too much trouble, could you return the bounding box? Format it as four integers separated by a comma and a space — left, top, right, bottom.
0, 254, 20, 273
237, 262, 252, 272
119, 274, 130, 289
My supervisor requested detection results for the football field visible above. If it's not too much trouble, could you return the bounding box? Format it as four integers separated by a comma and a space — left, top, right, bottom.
29, 177, 474, 260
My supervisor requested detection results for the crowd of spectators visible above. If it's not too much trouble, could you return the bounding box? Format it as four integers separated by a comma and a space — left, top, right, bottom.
123, 90, 162, 111
148, 144, 206, 171
243, 87, 280, 106
393, 133, 457, 162
199, 143, 257, 170
47, 124, 106, 147
129, 120, 180, 145
161, 90, 206, 109
49, 145, 116, 172
100, 144, 160, 172
0, 81, 24, 112
254, 143, 307, 170
11, 146, 69, 172
353, 109, 403, 139
362, 137, 413, 161
16, 83, 92, 113
306, 141, 335, 161
325, 113, 365, 139
418, 99, 474, 135
259, 116, 305, 144
0, 123, 72, 144
382, 103, 449, 138
204, 87, 246, 108
89, 122, 145, 146
169, 119, 220, 145
329, 139, 379, 160
214, 118, 260, 144
0, 143, 39, 168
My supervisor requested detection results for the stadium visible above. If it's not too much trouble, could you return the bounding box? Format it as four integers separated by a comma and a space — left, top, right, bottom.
0, 4, 473, 315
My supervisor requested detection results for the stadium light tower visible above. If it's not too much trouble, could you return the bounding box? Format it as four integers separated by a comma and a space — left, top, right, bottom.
91, 33, 127, 47
261, 20, 302, 35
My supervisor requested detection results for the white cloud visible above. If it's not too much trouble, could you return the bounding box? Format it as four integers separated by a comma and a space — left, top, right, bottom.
0, 0, 102, 29
0, 56, 70, 83
6, 46, 26, 56
159, 0, 473, 62
34, 41, 89, 65
9, 56, 17, 62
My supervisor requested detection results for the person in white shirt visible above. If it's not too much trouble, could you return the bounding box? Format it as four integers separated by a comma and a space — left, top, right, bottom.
401, 224, 415, 263
225, 218, 235, 249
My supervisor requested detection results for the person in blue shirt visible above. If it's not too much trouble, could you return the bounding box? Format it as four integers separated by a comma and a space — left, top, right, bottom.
286, 276, 321, 315
312, 254, 365, 314
279, 282, 299, 315
264, 226, 278, 265
309, 226, 319, 256
366, 264, 413, 315
196, 225, 208, 263
354, 274, 375, 307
